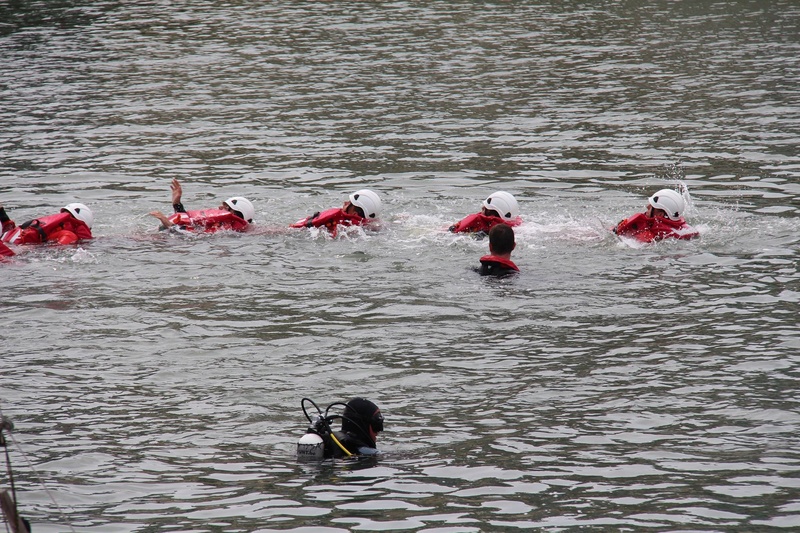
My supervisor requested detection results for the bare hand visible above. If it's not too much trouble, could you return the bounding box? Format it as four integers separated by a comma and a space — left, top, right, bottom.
170, 179, 182, 205
149, 210, 173, 228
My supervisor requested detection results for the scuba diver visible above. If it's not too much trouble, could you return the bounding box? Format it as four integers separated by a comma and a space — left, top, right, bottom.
477, 223, 519, 277
149, 179, 254, 233
290, 189, 382, 237
297, 397, 384, 460
613, 188, 699, 243
449, 191, 522, 235
1, 202, 94, 246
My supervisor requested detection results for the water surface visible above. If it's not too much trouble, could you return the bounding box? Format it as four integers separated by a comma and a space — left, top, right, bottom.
1, 1, 799, 531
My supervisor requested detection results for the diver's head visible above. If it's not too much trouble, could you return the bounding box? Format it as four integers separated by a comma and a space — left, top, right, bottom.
342, 397, 384, 444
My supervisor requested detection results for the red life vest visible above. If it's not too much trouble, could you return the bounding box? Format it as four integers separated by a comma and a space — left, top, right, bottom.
449, 213, 522, 234
290, 208, 368, 236
0, 241, 14, 258
1, 212, 92, 245
613, 212, 699, 243
479, 255, 520, 272
169, 209, 249, 233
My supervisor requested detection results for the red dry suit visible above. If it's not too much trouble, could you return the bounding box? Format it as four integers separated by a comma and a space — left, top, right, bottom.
477, 255, 520, 277
613, 212, 699, 243
1, 212, 92, 245
449, 213, 522, 235
0, 241, 14, 258
290, 208, 369, 237
168, 209, 249, 233
1, 212, 16, 258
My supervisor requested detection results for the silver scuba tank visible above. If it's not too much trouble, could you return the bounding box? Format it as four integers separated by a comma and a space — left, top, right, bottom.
297, 414, 328, 461
297, 431, 325, 461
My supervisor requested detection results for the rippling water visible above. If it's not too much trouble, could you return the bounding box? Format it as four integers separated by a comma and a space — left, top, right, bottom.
1, 1, 799, 531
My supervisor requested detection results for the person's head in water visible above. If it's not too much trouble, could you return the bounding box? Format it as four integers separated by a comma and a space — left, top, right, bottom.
488, 223, 515, 257
342, 397, 384, 446
342, 190, 381, 220
645, 188, 684, 221
481, 191, 519, 220
220, 197, 255, 223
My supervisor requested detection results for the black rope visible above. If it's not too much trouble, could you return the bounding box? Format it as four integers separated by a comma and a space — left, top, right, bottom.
1, 417, 22, 533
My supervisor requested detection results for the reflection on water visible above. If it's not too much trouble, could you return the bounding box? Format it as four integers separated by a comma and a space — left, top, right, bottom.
1, 1, 799, 531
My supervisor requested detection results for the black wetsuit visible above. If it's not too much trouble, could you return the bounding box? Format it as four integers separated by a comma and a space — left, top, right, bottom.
325, 431, 377, 458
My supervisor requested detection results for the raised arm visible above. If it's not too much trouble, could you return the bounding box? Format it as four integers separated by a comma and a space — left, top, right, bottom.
171, 179, 186, 213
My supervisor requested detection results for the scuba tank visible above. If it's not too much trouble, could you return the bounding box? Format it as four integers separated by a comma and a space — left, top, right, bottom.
297, 432, 325, 461
297, 399, 334, 462
297, 415, 327, 461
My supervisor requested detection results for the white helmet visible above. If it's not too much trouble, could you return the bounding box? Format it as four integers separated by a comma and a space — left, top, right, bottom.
482, 191, 519, 220
648, 189, 684, 221
224, 197, 255, 222
62, 203, 94, 228
349, 189, 381, 220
